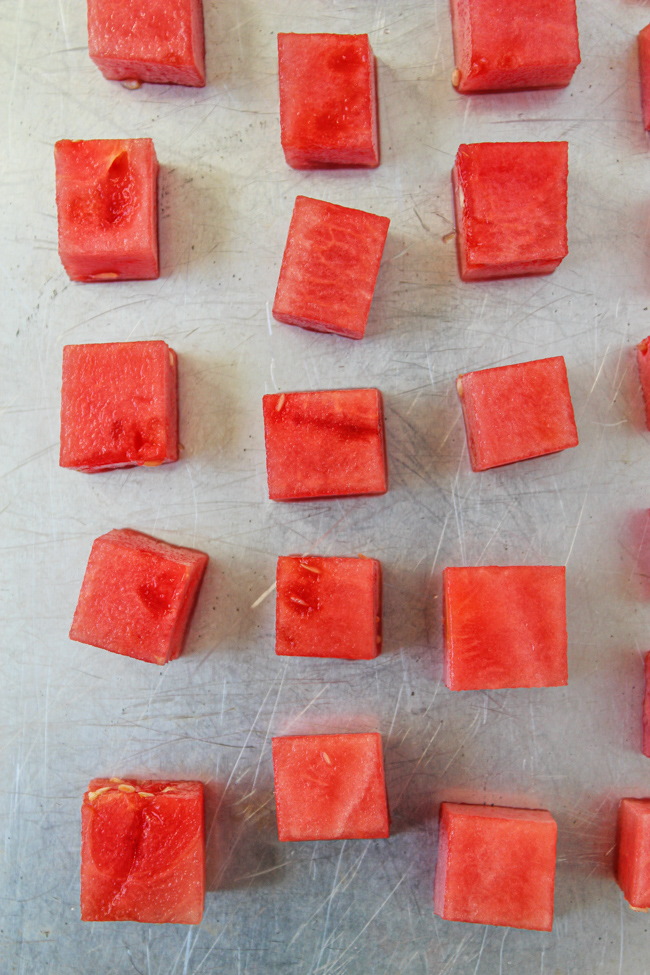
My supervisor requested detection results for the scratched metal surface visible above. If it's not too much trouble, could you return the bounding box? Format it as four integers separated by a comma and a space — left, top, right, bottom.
2, 0, 650, 972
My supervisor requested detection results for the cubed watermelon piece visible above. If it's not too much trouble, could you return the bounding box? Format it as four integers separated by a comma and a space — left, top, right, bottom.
457, 355, 578, 471
262, 388, 387, 501
55, 138, 158, 282
453, 142, 569, 281
443, 565, 568, 690
639, 27, 650, 131
637, 337, 650, 429
87, 0, 205, 87
276, 555, 381, 659
60, 340, 178, 473
450, 0, 580, 94
643, 655, 650, 758
278, 33, 379, 169
272, 732, 390, 841
434, 802, 557, 930
617, 798, 650, 909
70, 529, 208, 665
273, 196, 390, 340
81, 778, 204, 923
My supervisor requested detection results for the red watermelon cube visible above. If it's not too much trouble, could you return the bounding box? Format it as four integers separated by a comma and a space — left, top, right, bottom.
450, 0, 580, 94
81, 778, 204, 923
457, 355, 578, 471
70, 529, 208, 665
434, 802, 557, 930
278, 33, 379, 169
639, 27, 650, 131
60, 340, 178, 473
617, 799, 650, 909
453, 142, 569, 281
262, 388, 387, 501
87, 0, 205, 87
273, 196, 390, 340
55, 138, 159, 282
276, 555, 382, 659
443, 565, 568, 690
637, 337, 650, 429
272, 732, 390, 841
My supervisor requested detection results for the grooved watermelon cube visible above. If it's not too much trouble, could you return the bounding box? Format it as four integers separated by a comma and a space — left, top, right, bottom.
87, 0, 205, 87
443, 565, 568, 690
616, 798, 650, 909
55, 139, 159, 282
450, 0, 580, 94
453, 142, 568, 281
278, 33, 379, 169
434, 802, 557, 930
639, 27, 650, 131
60, 340, 178, 473
70, 529, 208, 665
457, 355, 578, 471
273, 196, 390, 340
637, 337, 650, 429
81, 778, 204, 923
262, 389, 387, 501
272, 732, 390, 841
276, 555, 382, 659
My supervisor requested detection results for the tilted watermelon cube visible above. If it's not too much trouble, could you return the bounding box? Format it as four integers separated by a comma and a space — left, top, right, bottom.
434, 802, 557, 930
453, 142, 569, 281
262, 388, 387, 501
637, 337, 650, 429
450, 0, 580, 94
616, 798, 650, 909
55, 138, 159, 282
70, 529, 208, 665
272, 732, 390, 841
273, 196, 390, 340
60, 340, 178, 473
639, 26, 650, 131
81, 778, 204, 923
457, 355, 578, 471
87, 0, 205, 87
276, 555, 382, 659
443, 565, 568, 690
278, 33, 379, 169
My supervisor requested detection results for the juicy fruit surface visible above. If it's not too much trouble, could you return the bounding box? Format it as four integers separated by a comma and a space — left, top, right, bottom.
273, 196, 390, 339
275, 555, 381, 659
617, 798, 650, 909
457, 355, 578, 470
272, 733, 390, 841
434, 803, 557, 930
69, 529, 208, 665
263, 389, 387, 500
443, 565, 568, 689
451, 0, 580, 93
453, 142, 568, 280
81, 779, 204, 923
87, 0, 205, 86
59, 340, 178, 472
278, 33, 378, 168
55, 139, 158, 281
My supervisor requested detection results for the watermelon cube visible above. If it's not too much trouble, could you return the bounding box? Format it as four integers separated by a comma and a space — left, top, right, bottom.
70, 529, 208, 665
272, 732, 390, 841
453, 142, 569, 281
276, 555, 382, 659
443, 565, 568, 690
434, 802, 557, 930
617, 798, 650, 909
55, 138, 159, 282
457, 355, 579, 471
87, 0, 205, 87
278, 33, 379, 169
273, 196, 390, 340
262, 388, 387, 501
639, 27, 650, 131
81, 778, 204, 923
60, 340, 178, 473
450, 0, 580, 94
637, 337, 650, 429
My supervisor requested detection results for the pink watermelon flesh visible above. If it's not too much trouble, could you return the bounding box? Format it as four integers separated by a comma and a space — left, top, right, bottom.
639, 26, 650, 131
617, 798, 650, 909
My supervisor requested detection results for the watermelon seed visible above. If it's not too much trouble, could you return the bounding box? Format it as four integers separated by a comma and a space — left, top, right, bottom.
122, 79, 142, 90
299, 562, 321, 574
88, 272, 119, 281
138, 792, 155, 798
117, 784, 136, 793
321, 752, 332, 765
452, 69, 461, 88
290, 595, 309, 607
276, 394, 286, 411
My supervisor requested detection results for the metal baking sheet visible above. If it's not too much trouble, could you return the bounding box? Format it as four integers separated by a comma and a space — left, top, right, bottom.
3, 0, 650, 971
